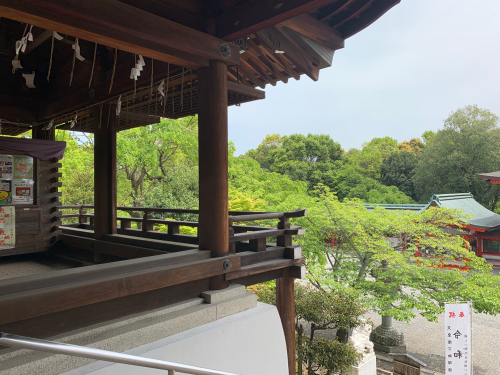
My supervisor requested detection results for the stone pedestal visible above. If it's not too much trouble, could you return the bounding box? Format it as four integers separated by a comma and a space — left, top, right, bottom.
347, 352, 377, 375
370, 316, 406, 354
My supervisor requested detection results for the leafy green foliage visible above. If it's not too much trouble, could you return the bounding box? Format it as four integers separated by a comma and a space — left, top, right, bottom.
117, 116, 198, 209
301, 188, 500, 322
380, 151, 418, 200
256, 133, 343, 190
414, 105, 500, 207
56, 130, 94, 205
346, 137, 399, 180
328, 164, 413, 204
245, 134, 284, 171
251, 283, 363, 375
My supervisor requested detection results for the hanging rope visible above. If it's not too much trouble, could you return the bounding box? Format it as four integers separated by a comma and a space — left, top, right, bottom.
109, 48, 117, 94
163, 63, 169, 116
191, 70, 193, 110
181, 67, 184, 111
69, 37, 78, 86
99, 103, 103, 129
89, 42, 97, 88
46, 33, 55, 82
151, 58, 156, 117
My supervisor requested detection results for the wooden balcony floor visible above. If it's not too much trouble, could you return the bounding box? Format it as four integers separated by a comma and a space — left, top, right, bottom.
0, 254, 76, 280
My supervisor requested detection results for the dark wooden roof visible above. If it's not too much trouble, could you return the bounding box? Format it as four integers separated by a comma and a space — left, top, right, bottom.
0, 0, 400, 134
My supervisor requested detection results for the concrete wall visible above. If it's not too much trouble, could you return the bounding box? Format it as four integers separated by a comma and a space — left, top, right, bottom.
62, 303, 288, 375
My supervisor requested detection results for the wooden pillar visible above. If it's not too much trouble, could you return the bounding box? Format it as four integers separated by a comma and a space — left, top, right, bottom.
32, 125, 55, 140
277, 268, 296, 375
197, 60, 229, 290
93, 104, 117, 247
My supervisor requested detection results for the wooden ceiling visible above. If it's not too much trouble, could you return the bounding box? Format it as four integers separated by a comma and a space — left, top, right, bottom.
0, 0, 400, 134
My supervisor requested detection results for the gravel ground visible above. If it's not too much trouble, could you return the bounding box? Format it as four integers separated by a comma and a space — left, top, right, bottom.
365, 311, 499, 375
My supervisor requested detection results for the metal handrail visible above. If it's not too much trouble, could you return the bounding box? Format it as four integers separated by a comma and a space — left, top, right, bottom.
0, 332, 240, 375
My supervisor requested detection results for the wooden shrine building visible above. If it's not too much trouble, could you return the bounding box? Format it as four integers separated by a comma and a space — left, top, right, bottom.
0, 1, 400, 374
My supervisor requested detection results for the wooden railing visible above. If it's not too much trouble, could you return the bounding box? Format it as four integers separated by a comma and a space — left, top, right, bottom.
59, 205, 307, 253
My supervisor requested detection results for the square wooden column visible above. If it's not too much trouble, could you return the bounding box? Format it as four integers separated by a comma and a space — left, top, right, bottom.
277, 267, 296, 375
197, 60, 229, 290
93, 104, 117, 243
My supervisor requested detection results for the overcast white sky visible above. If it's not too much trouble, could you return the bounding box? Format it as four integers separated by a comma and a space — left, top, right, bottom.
228, 0, 500, 155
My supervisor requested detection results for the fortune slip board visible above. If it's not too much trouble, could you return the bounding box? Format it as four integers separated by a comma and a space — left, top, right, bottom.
14, 155, 33, 179
0, 181, 12, 205
445, 303, 472, 375
0, 155, 14, 180
0, 206, 15, 250
13, 179, 33, 204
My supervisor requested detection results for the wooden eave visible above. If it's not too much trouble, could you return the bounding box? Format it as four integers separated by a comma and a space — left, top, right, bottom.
0, 0, 399, 132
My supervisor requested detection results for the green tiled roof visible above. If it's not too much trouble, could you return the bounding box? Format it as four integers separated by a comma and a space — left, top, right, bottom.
365, 193, 500, 230
427, 193, 500, 230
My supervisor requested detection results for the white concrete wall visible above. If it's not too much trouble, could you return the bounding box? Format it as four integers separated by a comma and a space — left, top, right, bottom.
61, 303, 288, 375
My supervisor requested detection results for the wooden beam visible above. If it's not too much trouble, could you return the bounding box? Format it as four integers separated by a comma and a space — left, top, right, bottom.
0, 256, 241, 325
24, 29, 52, 54
255, 26, 319, 81
0, 0, 239, 69
102, 234, 198, 252
0, 250, 212, 296
340, 0, 400, 39
279, 14, 344, 50
216, 0, 337, 40
0, 279, 210, 340
225, 258, 304, 281
60, 234, 167, 259
197, 60, 229, 290
276, 267, 296, 375
118, 111, 161, 124
93, 103, 117, 248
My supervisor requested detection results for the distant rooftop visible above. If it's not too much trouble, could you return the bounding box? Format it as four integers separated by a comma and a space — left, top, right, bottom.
365, 193, 500, 231
364, 204, 427, 213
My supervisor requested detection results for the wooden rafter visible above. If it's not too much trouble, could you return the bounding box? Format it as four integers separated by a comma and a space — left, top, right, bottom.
216, 0, 338, 40
330, 0, 375, 29
340, 0, 400, 38
255, 26, 319, 81
317, 0, 356, 21
278, 14, 344, 50
0, 0, 240, 69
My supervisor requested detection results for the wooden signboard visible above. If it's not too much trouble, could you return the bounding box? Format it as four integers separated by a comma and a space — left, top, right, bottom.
0, 206, 15, 250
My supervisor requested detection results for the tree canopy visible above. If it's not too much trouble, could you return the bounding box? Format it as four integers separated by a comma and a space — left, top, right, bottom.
301, 189, 500, 322
414, 105, 500, 208
380, 151, 418, 201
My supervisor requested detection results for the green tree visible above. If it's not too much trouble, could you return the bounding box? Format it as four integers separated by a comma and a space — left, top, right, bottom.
302, 189, 500, 322
414, 105, 500, 208
252, 282, 364, 375
330, 164, 413, 204
245, 133, 284, 171
346, 137, 399, 180
421, 130, 436, 144
366, 185, 415, 204
265, 133, 343, 189
380, 151, 418, 200
56, 130, 94, 205
117, 116, 198, 216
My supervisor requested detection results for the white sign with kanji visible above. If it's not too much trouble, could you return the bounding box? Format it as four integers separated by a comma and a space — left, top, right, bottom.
445, 303, 472, 375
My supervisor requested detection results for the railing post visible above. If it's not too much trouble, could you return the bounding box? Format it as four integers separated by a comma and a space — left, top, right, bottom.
168, 223, 180, 236
143, 211, 153, 237
78, 205, 87, 225
228, 218, 235, 254
277, 267, 296, 375
277, 217, 291, 247
121, 219, 131, 230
